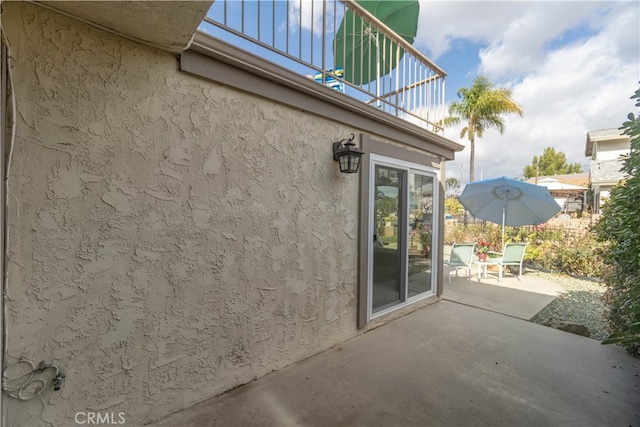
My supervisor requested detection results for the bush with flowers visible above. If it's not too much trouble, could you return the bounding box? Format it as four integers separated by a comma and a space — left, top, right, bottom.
444, 222, 605, 277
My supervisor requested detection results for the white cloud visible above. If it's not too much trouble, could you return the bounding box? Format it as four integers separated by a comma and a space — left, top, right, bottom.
417, 1, 640, 185
477, 2, 605, 79
288, 0, 342, 37
416, 1, 525, 59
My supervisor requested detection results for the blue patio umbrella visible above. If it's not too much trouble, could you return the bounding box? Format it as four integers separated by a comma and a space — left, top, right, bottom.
458, 176, 561, 249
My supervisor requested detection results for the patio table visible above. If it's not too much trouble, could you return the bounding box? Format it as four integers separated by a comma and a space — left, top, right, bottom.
473, 259, 501, 282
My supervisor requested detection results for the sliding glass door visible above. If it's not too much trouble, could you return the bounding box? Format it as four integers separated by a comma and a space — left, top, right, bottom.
371, 157, 436, 316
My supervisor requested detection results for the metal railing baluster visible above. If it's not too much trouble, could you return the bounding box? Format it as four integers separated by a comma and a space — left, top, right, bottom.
201, 0, 446, 134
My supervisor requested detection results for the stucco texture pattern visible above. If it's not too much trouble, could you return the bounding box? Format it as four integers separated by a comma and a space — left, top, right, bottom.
3, 3, 359, 425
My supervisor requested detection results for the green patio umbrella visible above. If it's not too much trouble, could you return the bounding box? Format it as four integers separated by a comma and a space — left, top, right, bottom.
333, 0, 419, 86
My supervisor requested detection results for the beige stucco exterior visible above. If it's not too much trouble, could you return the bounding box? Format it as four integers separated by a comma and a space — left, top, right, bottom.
1, 2, 461, 425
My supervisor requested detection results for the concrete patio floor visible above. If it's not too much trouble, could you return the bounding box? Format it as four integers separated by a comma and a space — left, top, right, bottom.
443, 266, 562, 320
151, 271, 639, 427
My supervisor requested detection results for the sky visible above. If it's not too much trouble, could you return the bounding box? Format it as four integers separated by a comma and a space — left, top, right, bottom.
413, 1, 640, 185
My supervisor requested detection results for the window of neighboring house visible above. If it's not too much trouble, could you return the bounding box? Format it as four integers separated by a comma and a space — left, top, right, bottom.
358, 136, 442, 328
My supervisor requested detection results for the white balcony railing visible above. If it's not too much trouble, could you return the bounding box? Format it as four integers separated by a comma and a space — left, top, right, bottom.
200, 0, 446, 134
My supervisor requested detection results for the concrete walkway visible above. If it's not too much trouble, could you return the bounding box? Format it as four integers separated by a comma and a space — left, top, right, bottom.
151, 272, 640, 427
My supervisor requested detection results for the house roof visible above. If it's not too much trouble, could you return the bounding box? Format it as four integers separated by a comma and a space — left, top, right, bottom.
525, 173, 590, 188
38, 1, 213, 53
536, 177, 587, 191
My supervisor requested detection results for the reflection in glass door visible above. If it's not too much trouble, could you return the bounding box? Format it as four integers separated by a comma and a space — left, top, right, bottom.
408, 172, 434, 297
372, 165, 405, 311
371, 159, 436, 315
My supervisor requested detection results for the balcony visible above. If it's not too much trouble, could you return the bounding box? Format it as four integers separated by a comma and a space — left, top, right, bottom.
199, 0, 446, 134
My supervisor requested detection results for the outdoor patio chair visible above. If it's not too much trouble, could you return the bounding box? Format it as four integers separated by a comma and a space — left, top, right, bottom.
490, 242, 529, 281
443, 243, 476, 284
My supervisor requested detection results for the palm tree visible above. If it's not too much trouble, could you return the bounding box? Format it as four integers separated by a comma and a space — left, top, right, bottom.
444, 76, 523, 182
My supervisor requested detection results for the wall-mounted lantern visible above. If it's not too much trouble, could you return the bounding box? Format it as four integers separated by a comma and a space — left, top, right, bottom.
333, 133, 364, 173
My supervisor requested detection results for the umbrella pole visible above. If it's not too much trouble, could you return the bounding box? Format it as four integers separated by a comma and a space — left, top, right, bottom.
501, 205, 505, 251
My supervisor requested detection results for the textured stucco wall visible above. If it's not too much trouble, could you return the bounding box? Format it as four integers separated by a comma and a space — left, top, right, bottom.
2, 3, 361, 425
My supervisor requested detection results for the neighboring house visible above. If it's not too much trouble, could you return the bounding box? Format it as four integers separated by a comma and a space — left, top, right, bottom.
1, 1, 462, 425
585, 128, 631, 213
526, 173, 589, 214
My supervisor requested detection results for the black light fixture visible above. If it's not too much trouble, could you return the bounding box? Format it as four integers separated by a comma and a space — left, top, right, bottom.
333, 133, 364, 173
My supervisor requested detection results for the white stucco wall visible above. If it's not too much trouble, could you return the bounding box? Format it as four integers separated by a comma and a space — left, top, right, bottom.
2, 3, 362, 424
594, 140, 630, 160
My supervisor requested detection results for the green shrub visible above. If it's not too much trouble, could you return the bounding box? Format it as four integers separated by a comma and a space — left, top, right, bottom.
444, 197, 464, 215
550, 233, 607, 277
594, 85, 640, 355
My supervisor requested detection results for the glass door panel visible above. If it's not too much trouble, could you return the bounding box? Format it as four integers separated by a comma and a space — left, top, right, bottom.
408, 172, 434, 297
372, 165, 405, 312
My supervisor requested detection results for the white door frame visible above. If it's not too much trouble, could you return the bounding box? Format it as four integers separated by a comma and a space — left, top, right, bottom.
368, 154, 439, 322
